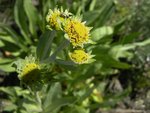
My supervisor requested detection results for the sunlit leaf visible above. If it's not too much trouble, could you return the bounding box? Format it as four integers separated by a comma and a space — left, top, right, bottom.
0, 59, 15, 72
91, 26, 114, 41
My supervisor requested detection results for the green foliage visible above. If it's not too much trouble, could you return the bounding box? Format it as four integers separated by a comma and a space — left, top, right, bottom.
36, 31, 55, 61
0, 0, 150, 112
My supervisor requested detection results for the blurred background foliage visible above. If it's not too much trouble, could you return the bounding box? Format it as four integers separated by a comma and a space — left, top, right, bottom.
0, 0, 150, 113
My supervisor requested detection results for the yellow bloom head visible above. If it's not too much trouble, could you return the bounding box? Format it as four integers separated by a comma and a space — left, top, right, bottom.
46, 8, 64, 30
64, 18, 91, 47
20, 63, 40, 84
14, 56, 41, 84
69, 49, 92, 64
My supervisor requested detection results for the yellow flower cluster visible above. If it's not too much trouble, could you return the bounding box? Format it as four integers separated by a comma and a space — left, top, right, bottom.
46, 8, 94, 64
14, 8, 95, 85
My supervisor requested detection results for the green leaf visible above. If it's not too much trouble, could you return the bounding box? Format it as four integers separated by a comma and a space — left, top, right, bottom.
63, 105, 90, 113
109, 45, 134, 60
83, 10, 100, 25
0, 64, 15, 72
43, 82, 76, 113
14, 0, 31, 44
89, 0, 97, 11
91, 26, 114, 41
43, 82, 62, 111
22, 102, 41, 113
0, 35, 16, 44
0, 87, 26, 97
36, 31, 55, 61
110, 39, 150, 60
83, 0, 114, 26
113, 17, 127, 34
93, 46, 131, 69
55, 59, 76, 70
0, 58, 15, 72
78, 86, 95, 102
0, 87, 16, 96
1, 39, 20, 52
73, 106, 89, 113
95, 54, 131, 69
43, 39, 70, 63
0, 40, 5, 47
64, 106, 89, 113
44, 97, 76, 113
95, 0, 115, 27
121, 32, 140, 44
0, 58, 14, 64
89, 88, 131, 109
84, 0, 114, 26
0, 23, 28, 51
3, 102, 17, 112
24, 0, 39, 38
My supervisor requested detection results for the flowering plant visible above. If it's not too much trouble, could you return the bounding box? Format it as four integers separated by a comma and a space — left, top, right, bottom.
1, 1, 150, 113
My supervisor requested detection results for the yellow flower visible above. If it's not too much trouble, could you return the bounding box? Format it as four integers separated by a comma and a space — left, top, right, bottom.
20, 63, 40, 84
69, 49, 92, 64
64, 18, 91, 47
21, 63, 39, 76
14, 56, 41, 84
46, 8, 64, 30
